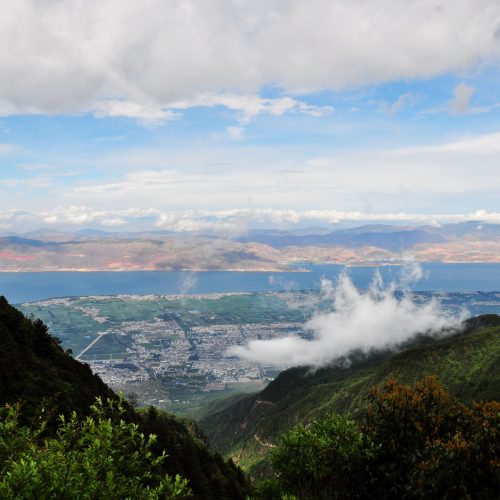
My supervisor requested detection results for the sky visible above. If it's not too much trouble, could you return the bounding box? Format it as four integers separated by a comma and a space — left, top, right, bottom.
1, 0, 500, 233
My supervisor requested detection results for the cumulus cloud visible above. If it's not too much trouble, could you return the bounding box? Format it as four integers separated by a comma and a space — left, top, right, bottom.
228, 267, 466, 367
154, 212, 239, 233
36, 205, 161, 227
208, 208, 500, 226
0, 1, 499, 119
0, 209, 33, 230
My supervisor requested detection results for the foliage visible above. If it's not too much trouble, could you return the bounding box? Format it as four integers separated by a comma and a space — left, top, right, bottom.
0, 296, 250, 499
138, 406, 249, 499
269, 415, 375, 499
412, 401, 500, 499
0, 296, 116, 422
0, 398, 192, 499
365, 376, 500, 499
364, 375, 463, 495
260, 377, 500, 499
201, 315, 500, 474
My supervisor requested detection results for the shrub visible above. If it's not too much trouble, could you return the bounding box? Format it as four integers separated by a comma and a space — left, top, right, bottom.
269, 414, 376, 499
0, 398, 192, 499
265, 377, 500, 499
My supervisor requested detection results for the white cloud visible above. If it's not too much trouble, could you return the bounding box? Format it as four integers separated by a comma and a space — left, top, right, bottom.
0, 1, 499, 117
228, 267, 466, 367
381, 93, 414, 115
91, 100, 178, 125
2, 127, 499, 215
64, 128, 499, 209
171, 94, 333, 123
3, 206, 500, 233
0, 143, 17, 154
154, 212, 238, 233
226, 126, 244, 141
35, 206, 163, 227
393, 131, 500, 155
0, 175, 52, 189
448, 83, 492, 115
100, 217, 127, 226
450, 83, 476, 114
0, 209, 33, 230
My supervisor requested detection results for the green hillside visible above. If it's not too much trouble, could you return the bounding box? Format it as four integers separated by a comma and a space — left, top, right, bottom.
200, 315, 500, 473
0, 296, 249, 499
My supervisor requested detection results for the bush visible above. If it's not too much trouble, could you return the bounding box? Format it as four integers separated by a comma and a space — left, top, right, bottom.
0, 398, 192, 499
409, 400, 500, 499
264, 377, 500, 499
364, 376, 500, 498
269, 414, 376, 499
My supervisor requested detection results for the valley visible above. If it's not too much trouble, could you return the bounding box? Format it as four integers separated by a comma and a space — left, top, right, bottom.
19, 290, 500, 415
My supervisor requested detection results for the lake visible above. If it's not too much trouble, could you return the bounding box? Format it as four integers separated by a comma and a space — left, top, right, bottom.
1, 262, 499, 304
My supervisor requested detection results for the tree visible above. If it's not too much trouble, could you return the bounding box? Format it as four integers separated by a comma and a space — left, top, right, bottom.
0, 398, 192, 499
269, 414, 376, 499
364, 376, 500, 499
261, 377, 500, 499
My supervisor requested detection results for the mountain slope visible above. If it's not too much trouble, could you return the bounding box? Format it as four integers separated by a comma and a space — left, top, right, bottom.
0, 296, 249, 499
0, 295, 115, 418
200, 315, 500, 472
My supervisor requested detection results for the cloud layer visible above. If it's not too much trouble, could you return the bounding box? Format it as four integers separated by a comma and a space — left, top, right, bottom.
228, 267, 466, 367
2, 206, 500, 232
1, 1, 499, 118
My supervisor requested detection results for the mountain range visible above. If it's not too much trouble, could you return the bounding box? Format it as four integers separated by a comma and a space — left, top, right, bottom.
1, 221, 500, 271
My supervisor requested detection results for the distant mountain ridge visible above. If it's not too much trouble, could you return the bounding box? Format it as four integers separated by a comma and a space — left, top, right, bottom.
1, 221, 500, 271
236, 221, 500, 250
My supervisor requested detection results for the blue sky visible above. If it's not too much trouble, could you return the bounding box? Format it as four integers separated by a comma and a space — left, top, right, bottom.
1, 1, 500, 232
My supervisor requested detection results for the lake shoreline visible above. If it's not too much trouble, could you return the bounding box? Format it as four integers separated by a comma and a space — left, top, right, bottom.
2, 263, 500, 304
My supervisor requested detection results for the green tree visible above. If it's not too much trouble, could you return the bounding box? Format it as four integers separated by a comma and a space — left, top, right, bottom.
269, 414, 376, 499
261, 377, 500, 499
0, 398, 192, 499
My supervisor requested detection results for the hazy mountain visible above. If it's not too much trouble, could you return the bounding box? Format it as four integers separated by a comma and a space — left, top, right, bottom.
1, 222, 500, 271
237, 222, 500, 250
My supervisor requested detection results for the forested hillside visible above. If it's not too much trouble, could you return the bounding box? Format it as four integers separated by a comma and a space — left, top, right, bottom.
0, 297, 249, 499
200, 315, 500, 474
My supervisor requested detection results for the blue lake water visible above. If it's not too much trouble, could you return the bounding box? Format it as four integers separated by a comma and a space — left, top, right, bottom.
1, 263, 500, 304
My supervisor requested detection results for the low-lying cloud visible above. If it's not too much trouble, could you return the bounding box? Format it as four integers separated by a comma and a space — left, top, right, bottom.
3, 206, 500, 233
228, 266, 467, 367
